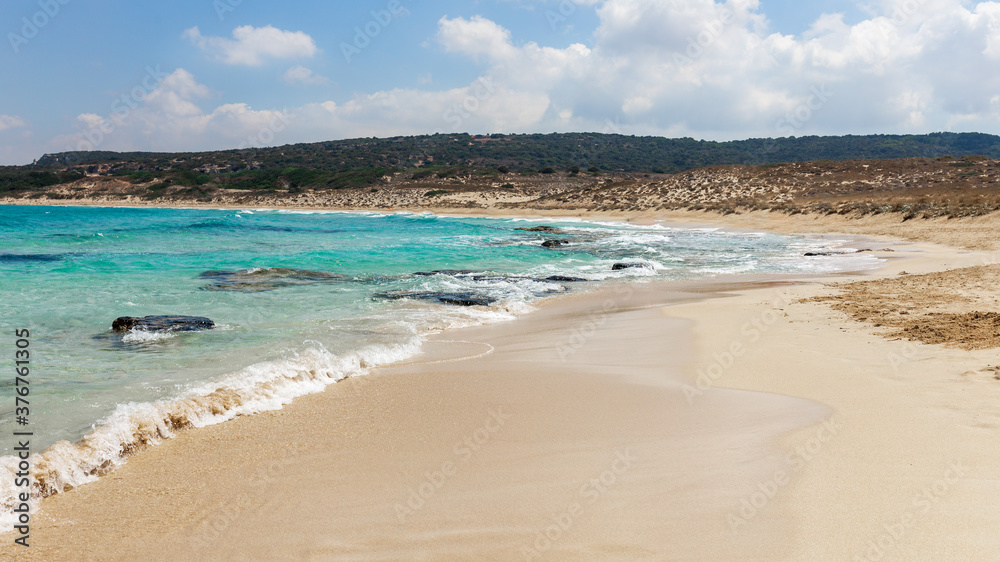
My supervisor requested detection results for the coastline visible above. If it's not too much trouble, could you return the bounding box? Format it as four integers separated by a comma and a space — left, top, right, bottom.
6, 276, 834, 561
4, 196, 998, 251
2, 203, 999, 559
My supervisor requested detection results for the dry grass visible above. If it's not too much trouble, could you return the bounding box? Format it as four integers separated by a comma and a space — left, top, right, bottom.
809, 265, 1000, 350
5, 156, 1000, 222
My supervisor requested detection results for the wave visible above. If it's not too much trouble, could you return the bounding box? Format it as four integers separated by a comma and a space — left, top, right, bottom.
0, 339, 421, 530
0, 287, 541, 532
121, 330, 178, 344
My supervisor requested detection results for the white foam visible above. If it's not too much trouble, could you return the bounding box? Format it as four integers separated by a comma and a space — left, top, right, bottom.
0, 338, 422, 531
0, 277, 552, 532
121, 330, 178, 344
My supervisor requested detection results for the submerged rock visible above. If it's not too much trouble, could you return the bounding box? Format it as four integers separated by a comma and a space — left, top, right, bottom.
612, 262, 654, 271
0, 253, 64, 262
200, 268, 345, 292
374, 291, 498, 307
112, 315, 215, 333
516, 226, 564, 234
412, 270, 577, 285
471, 274, 529, 283
412, 269, 481, 277
541, 240, 569, 248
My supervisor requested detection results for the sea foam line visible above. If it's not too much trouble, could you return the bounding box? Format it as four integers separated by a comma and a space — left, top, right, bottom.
0, 294, 540, 533
0, 338, 421, 531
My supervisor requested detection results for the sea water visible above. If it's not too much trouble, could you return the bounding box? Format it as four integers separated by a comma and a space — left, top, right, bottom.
0, 204, 881, 527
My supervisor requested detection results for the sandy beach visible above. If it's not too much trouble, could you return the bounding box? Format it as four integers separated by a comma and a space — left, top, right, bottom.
3, 210, 1000, 561
7, 0, 1000, 557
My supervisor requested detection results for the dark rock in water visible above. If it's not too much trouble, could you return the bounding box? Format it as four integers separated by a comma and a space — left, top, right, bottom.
516, 226, 564, 234
612, 262, 653, 271
804, 252, 833, 257
544, 275, 587, 282
471, 274, 528, 282
541, 240, 569, 248
438, 295, 497, 307
0, 253, 64, 262
412, 269, 480, 277
112, 315, 215, 333
374, 291, 498, 307
203, 281, 281, 292
200, 268, 345, 292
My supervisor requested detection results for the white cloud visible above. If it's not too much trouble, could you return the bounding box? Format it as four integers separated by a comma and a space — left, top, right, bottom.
298, 79, 550, 137
0, 115, 27, 131
53, 69, 291, 153
436, 16, 519, 61
283, 65, 329, 86
43, 1, 1000, 157
144, 68, 211, 116
183, 25, 318, 66
428, 1, 1000, 138
51, 69, 547, 155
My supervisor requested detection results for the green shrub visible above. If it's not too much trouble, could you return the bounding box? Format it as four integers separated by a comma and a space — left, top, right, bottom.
129, 171, 156, 184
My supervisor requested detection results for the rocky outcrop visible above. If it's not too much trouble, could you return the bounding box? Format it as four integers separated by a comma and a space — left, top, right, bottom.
412, 269, 480, 277
515, 226, 565, 234
612, 262, 654, 271
112, 316, 215, 333
374, 291, 498, 307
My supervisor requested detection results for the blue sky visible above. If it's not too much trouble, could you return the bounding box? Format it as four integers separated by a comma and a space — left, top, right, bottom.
1, 0, 999, 165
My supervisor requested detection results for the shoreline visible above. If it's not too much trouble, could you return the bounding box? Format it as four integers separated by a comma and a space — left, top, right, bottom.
3, 204, 999, 559
5, 197, 999, 251
6, 276, 838, 560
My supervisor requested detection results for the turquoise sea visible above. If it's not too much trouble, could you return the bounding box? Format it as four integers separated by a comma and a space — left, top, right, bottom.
0, 204, 882, 526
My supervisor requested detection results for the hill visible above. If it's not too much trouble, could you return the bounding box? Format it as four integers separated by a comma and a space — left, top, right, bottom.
31, 131, 1000, 174
1, 133, 999, 220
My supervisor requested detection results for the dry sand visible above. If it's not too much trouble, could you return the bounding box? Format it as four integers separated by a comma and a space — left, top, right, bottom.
2, 212, 1000, 560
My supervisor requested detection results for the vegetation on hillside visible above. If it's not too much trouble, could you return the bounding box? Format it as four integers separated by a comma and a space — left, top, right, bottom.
2, 132, 999, 205
9, 131, 997, 188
